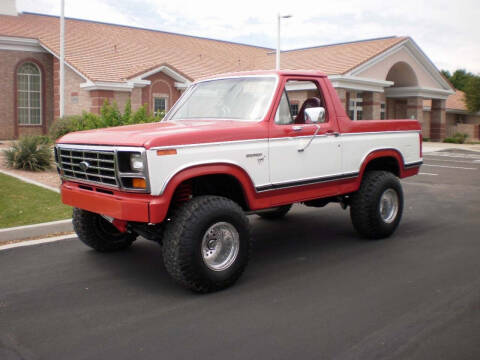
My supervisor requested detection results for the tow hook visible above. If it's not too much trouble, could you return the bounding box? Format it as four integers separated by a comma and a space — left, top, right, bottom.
101, 215, 128, 233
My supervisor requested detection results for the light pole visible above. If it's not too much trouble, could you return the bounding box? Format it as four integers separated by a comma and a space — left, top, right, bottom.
276, 14, 292, 71
60, 0, 65, 118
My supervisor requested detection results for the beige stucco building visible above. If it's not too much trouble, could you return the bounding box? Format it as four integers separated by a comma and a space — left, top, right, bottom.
0, 5, 479, 141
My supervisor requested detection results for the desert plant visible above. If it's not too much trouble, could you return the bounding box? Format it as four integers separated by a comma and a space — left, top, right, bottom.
4, 136, 52, 171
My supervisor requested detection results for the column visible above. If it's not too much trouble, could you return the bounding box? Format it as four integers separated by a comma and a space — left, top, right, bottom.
386, 98, 396, 119
363, 92, 383, 120
335, 88, 348, 112
430, 99, 446, 141
406, 97, 423, 121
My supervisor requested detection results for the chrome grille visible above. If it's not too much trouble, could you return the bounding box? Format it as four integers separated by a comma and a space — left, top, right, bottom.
58, 147, 118, 187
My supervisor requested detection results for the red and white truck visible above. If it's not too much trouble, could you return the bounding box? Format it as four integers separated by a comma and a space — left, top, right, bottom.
56, 70, 422, 292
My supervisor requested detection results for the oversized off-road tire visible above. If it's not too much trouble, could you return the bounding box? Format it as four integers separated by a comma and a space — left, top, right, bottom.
257, 204, 292, 220
162, 196, 251, 293
72, 208, 137, 252
350, 171, 404, 239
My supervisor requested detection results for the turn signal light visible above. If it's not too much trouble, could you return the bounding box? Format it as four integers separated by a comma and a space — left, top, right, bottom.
132, 178, 147, 189
156, 149, 177, 156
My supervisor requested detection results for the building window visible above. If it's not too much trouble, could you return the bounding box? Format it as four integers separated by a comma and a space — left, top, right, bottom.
348, 91, 363, 120
456, 114, 466, 124
17, 62, 42, 125
290, 103, 299, 117
153, 96, 168, 117
380, 102, 386, 120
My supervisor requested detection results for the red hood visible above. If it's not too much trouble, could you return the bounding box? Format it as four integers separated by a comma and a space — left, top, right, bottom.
57, 120, 267, 148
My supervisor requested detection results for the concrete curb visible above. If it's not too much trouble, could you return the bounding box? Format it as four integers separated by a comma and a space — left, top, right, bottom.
0, 219, 73, 242
0, 233, 77, 251
0, 169, 60, 193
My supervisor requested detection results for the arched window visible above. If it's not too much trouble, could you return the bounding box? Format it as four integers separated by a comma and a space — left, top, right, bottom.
17, 62, 42, 125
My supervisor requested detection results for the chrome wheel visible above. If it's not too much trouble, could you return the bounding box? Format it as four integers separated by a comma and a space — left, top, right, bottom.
379, 188, 399, 223
201, 222, 240, 271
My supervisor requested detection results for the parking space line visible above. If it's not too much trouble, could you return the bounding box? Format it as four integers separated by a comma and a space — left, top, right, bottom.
423, 164, 477, 170
419, 172, 438, 176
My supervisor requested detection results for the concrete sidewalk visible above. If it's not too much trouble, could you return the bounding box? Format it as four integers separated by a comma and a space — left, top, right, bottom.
423, 141, 480, 153
0, 219, 73, 243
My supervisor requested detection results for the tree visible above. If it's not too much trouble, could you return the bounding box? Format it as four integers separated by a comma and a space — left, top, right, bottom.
441, 70, 451, 80
442, 69, 476, 91
464, 76, 480, 113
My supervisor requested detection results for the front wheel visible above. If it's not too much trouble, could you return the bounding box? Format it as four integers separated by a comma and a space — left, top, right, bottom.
72, 208, 137, 252
350, 171, 404, 239
162, 196, 251, 293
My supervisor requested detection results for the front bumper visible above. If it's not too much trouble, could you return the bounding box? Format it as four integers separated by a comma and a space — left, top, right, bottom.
61, 181, 168, 223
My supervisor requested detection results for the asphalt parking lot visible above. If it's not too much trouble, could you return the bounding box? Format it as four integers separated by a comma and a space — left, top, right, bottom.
1, 149, 479, 360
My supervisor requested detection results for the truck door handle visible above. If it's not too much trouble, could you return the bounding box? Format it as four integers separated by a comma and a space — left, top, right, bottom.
326, 130, 340, 137
292, 126, 303, 131
298, 124, 321, 152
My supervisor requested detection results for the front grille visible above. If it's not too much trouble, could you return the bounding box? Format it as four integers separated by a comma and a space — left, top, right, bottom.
58, 147, 118, 187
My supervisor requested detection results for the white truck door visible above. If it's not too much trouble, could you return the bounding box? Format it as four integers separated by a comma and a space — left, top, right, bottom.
267, 80, 342, 189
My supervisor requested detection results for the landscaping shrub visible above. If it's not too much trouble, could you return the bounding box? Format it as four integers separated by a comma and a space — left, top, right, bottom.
49, 115, 84, 140
49, 100, 161, 139
443, 133, 468, 144
4, 136, 52, 171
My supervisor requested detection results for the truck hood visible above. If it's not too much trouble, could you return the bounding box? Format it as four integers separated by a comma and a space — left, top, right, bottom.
57, 120, 266, 149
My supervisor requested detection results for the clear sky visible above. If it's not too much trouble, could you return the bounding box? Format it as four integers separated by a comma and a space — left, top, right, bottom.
16, 0, 480, 73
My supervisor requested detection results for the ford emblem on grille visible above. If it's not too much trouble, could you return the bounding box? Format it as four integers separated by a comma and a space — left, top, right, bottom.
79, 161, 90, 172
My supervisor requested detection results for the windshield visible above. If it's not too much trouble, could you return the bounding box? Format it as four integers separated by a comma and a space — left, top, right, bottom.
167, 77, 277, 121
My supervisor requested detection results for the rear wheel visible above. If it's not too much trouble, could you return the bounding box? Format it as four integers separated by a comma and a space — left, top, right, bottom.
350, 171, 403, 239
162, 196, 251, 293
257, 204, 292, 220
72, 208, 136, 252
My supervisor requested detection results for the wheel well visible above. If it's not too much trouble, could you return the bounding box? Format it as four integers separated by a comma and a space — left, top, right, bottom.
172, 174, 249, 211
364, 157, 400, 176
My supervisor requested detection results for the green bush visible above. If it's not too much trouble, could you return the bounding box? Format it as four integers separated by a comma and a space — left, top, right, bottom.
4, 136, 52, 171
49, 115, 83, 140
49, 100, 161, 140
443, 133, 468, 144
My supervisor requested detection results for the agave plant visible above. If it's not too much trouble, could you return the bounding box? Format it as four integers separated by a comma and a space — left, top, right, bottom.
4, 136, 52, 171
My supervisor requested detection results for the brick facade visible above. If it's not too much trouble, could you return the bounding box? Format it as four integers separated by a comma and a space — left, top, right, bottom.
0, 49, 54, 139
0, 47, 462, 142
406, 97, 425, 136
89, 90, 114, 114
53, 58, 91, 118
362, 92, 385, 120
431, 99, 446, 141
142, 71, 181, 114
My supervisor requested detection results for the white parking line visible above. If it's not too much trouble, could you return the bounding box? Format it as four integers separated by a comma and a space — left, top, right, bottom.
423, 164, 477, 170
419, 172, 438, 176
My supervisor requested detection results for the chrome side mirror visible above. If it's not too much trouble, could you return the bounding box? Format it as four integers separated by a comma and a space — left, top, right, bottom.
304, 107, 326, 123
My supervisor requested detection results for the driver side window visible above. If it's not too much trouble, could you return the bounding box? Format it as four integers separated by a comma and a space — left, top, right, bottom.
276, 79, 326, 125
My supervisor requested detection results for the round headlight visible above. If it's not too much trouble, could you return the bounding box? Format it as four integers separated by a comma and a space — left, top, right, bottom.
130, 153, 144, 172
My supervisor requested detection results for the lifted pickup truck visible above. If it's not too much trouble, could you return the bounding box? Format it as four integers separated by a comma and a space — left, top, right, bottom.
56, 70, 422, 292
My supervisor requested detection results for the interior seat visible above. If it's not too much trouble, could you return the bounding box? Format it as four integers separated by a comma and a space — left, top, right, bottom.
294, 97, 322, 124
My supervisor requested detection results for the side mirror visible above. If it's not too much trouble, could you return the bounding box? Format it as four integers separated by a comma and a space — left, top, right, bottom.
304, 107, 326, 123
